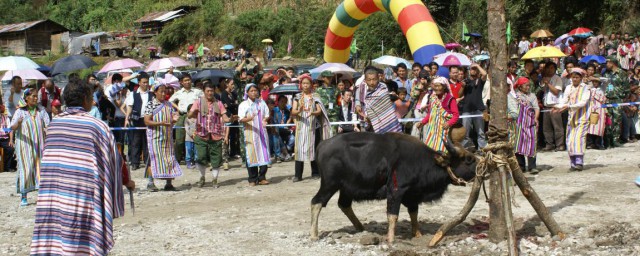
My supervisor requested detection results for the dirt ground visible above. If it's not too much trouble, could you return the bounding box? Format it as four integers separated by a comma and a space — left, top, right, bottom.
1, 142, 640, 255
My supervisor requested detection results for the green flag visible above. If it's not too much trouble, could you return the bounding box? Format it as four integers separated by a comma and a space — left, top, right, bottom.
462, 22, 469, 42
506, 21, 512, 44
350, 38, 358, 53
197, 43, 204, 57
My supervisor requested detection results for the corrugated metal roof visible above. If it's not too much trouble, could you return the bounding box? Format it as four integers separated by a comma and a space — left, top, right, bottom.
0, 20, 46, 34
136, 9, 187, 23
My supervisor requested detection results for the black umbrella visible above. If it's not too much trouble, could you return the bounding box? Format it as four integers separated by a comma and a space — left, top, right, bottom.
51, 55, 98, 75
192, 69, 233, 85
464, 32, 482, 38
269, 84, 300, 95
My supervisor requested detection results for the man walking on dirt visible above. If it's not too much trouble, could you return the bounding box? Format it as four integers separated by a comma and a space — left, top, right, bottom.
170, 74, 203, 165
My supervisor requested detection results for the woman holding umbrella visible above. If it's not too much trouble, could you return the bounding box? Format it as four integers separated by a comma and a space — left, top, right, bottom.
11, 88, 50, 206
291, 74, 331, 182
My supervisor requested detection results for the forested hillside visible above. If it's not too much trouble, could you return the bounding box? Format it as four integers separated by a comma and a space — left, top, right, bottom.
0, 0, 638, 60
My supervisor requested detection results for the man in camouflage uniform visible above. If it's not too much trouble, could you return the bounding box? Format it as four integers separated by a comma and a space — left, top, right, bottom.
233, 58, 262, 166
316, 70, 340, 134
602, 56, 630, 148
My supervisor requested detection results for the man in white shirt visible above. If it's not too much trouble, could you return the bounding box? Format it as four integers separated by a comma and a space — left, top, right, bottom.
125, 73, 152, 170
5, 76, 24, 117
169, 74, 203, 163
518, 36, 530, 57
541, 62, 565, 152
105, 73, 135, 150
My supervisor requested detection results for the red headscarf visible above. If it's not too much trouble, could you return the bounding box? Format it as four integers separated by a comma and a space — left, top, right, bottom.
297, 74, 313, 91
513, 77, 530, 90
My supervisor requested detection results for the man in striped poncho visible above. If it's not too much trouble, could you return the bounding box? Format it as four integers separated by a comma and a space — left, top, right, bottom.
30, 80, 135, 255
355, 67, 402, 133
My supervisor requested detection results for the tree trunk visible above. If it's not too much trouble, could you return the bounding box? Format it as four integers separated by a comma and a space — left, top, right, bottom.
486, 0, 510, 243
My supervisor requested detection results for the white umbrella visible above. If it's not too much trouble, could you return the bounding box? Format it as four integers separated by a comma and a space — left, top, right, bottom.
310, 63, 358, 79
372, 55, 412, 67
1, 69, 47, 81
0, 56, 40, 71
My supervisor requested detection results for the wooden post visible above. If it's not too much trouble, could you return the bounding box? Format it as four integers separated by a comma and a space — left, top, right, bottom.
486, 0, 510, 243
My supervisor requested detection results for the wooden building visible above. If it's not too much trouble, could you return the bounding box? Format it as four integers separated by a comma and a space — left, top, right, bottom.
0, 19, 69, 56
135, 8, 192, 38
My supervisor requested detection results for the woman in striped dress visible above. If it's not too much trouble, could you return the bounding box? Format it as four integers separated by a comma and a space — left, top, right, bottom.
291, 74, 331, 182
144, 81, 182, 191
10, 88, 50, 206
508, 77, 540, 173
586, 75, 607, 149
416, 77, 459, 155
238, 84, 271, 186
554, 68, 591, 171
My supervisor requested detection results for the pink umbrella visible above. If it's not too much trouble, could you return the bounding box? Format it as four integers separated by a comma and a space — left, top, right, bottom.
145, 57, 191, 72
445, 42, 461, 50
157, 73, 180, 89
434, 52, 472, 67
99, 58, 144, 73
1, 69, 47, 81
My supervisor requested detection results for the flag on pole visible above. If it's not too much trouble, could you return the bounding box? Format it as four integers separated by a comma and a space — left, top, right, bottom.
197, 43, 204, 57
462, 22, 470, 42
287, 39, 292, 54
506, 21, 512, 44
350, 38, 358, 53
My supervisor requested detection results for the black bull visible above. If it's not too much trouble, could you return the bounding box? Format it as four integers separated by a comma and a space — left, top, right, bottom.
310, 132, 478, 243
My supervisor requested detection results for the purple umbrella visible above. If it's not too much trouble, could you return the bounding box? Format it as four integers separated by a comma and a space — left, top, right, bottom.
445, 43, 461, 50
1, 69, 47, 81
554, 34, 570, 46
434, 52, 472, 67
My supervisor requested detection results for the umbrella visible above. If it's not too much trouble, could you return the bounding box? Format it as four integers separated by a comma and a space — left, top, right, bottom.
192, 69, 233, 85
37, 64, 51, 73
464, 32, 482, 38
1, 69, 47, 81
261, 39, 274, 43
372, 55, 411, 67
309, 63, 357, 79
147, 46, 157, 51
579, 55, 606, 64
269, 84, 300, 95
203, 47, 211, 52
472, 54, 490, 62
554, 34, 571, 45
445, 43, 462, 50
221, 45, 234, 50
0, 56, 40, 71
530, 29, 554, 38
51, 55, 97, 75
99, 58, 144, 73
157, 73, 180, 89
521, 46, 566, 60
573, 32, 593, 38
145, 57, 191, 72
568, 27, 593, 36
433, 52, 472, 67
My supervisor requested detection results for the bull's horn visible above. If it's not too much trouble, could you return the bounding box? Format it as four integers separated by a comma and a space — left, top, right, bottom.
444, 131, 460, 158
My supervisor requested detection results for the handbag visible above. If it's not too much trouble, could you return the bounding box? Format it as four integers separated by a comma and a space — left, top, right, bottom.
589, 112, 599, 125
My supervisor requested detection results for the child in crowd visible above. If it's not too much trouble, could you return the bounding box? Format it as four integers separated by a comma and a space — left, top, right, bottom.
0, 102, 15, 172
272, 96, 294, 161
394, 87, 411, 119
338, 90, 359, 133
184, 104, 197, 169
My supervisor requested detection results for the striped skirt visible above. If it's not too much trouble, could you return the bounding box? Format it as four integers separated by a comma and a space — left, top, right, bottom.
567, 122, 589, 156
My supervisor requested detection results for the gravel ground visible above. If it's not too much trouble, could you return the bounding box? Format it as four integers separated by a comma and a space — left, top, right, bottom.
1, 142, 640, 255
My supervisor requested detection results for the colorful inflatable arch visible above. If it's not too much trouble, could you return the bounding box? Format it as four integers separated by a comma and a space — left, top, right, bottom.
324, 0, 446, 66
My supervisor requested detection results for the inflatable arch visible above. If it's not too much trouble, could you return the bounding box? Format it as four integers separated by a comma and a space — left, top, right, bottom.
324, 0, 446, 66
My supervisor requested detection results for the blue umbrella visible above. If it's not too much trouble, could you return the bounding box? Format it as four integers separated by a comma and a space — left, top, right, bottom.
221, 45, 234, 50
37, 64, 51, 73
579, 55, 606, 64
464, 32, 482, 38
51, 55, 97, 75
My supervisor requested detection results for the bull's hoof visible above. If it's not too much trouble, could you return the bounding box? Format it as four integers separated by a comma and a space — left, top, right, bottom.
310, 236, 320, 241
354, 225, 365, 232
386, 235, 395, 244
413, 231, 423, 238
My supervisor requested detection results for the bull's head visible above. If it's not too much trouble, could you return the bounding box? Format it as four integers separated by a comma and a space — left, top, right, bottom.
444, 134, 478, 182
